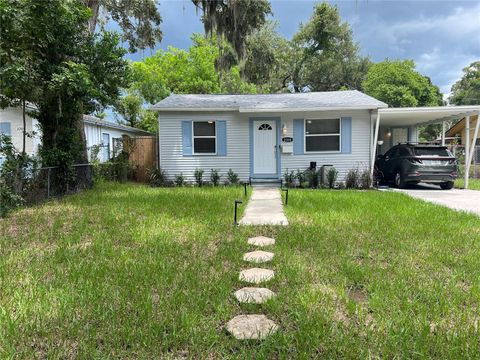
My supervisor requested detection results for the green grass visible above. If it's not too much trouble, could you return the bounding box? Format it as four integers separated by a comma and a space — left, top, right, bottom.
455, 178, 480, 190
1, 183, 480, 358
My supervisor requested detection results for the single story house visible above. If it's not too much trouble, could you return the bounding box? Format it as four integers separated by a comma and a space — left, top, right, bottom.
152, 91, 390, 182
152, 90, 480, 186
0, 106, 153, 163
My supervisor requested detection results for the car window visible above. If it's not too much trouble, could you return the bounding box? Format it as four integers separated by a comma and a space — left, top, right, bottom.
414, 147, 450, 157
398, 148, 410, 157
384, 147, 395, 158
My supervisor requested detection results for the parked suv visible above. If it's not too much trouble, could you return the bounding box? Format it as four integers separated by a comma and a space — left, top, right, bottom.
375, 143, 457, 189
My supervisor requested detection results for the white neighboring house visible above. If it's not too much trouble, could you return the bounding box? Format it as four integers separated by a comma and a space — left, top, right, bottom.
0, 106, 153, 164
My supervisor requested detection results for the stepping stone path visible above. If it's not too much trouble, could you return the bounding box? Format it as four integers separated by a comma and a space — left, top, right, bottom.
247, 236, 275, 247
243, 250, 274, 263
226, 315, 278, 340
226, 236, 279, 340
235, 287, 276, 304
239, 268, 274, 284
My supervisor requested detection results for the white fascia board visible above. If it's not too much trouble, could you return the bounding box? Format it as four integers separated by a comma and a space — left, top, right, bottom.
379, 105, 480, 114
239, 105, 387, 113
150, 107, 239, 112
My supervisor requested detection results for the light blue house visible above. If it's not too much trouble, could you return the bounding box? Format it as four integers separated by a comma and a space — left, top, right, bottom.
151, 90, 417, 183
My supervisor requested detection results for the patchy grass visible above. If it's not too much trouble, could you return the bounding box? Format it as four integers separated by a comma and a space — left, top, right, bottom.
455, 178, 480, 190
1, 183, 480, 358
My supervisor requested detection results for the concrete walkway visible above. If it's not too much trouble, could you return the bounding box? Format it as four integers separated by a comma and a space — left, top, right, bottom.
394, 183, 480, 216
239, 187, 288, 226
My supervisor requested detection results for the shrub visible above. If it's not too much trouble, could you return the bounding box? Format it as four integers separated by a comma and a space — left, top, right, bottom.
194, 168, 204, 187
345, 168, 360, 189
0, 183, 24, 218
226, 169, 239, 185
175, 173, 185, 187
326, 167, 338, 189
210, 169, 221, 186
359, 169, 373, 189
147, 167, 169, 187
284, 169, 296, 188
296, 170, 307, 187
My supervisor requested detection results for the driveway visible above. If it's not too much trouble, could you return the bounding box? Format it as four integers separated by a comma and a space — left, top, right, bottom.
393, 183, 480, 216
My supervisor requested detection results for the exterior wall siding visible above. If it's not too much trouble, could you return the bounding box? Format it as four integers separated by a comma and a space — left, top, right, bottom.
158, 109, 373, 182
0, 107, 40, 155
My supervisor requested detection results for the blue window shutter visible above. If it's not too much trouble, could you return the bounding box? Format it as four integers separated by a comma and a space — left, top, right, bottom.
341, 117, 352, 154
0, 122, 11, 136
217, 120, 227, 156
293, 119, 304, 155
182, 120, 192, 156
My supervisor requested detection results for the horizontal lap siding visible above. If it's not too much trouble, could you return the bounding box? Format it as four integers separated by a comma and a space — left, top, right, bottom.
159, 112, 250, 181
158, 110, 372, 182
280, 110, 372, 181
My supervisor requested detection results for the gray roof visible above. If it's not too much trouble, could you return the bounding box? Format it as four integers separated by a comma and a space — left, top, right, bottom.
151, 90, 387, 112
83, 115, 154, 135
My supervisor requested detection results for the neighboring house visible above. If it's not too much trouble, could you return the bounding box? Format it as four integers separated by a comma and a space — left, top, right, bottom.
0, 106, 153, 163
152, 91, 395, 182
445, 115, 480, 146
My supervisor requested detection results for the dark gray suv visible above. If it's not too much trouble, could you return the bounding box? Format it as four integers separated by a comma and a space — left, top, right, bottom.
375, 144, 457, 189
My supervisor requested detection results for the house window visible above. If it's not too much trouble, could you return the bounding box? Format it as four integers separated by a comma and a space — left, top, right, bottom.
193, 121, 216, 154
305, 118, 341, 152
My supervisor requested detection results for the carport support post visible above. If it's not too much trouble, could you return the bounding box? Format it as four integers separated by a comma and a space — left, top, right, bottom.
465, 111, 480, 189
465, 116, 471, 189
441, 121, 446, 146
370, 111, 381, 178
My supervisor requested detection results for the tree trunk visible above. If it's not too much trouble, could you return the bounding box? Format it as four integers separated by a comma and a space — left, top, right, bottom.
85, 0, 101, 33
22, 99, 26, 155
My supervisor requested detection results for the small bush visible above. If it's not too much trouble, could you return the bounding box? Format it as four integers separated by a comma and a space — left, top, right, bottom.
210, 169, 221, 186
359, 169, 372, 189
147, 167, 169, 187
296, 170, 307, 187
326, 167, 338, 189
194, 168, 204, 187
345, 168, 360, 189
226, 169, 239, 185
0, 184, 24, 218
175, 173, 185, 187
284, 169, 296, 188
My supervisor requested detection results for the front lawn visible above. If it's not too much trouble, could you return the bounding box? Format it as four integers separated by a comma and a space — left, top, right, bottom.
455, 178, 480, 190
1, 183, 479, 358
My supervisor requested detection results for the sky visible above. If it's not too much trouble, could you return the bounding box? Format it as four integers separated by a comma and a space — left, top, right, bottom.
122, 0, 480, 97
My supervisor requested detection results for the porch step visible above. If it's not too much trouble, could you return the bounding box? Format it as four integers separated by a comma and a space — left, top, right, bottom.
250, 179, 282, 188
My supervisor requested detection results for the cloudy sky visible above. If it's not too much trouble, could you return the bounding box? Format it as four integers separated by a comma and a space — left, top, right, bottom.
124, 0, 480, 97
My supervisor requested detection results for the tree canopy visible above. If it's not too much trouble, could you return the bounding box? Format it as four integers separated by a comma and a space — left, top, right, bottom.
363, 60, 443, 107
449, 61, 480, 105
83, 0, 162, 53
192, 0, 271, 62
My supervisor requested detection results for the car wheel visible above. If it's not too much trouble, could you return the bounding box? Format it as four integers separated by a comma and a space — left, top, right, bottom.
394, 171, 407, 189
440, 181, 454, 190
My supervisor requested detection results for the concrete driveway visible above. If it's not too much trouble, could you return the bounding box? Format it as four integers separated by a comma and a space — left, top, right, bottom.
393, 183, 480, 216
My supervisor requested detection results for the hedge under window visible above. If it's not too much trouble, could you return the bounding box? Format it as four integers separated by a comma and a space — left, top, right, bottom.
305, 118, 340, 152
193, 121, 216, 154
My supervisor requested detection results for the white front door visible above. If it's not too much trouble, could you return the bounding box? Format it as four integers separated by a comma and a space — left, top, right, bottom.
253, 120, 277, 175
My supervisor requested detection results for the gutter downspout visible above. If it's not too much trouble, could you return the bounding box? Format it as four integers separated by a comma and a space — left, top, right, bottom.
370, 111, 381, 179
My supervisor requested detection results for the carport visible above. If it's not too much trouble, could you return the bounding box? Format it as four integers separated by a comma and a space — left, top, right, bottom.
370, 106, 480, 188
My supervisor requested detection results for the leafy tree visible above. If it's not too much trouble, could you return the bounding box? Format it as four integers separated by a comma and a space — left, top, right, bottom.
274, 3, 370, 92
1, 0, 129, 171
192, 0, 271, 62
449, 61, 480, 105
83, 0, 162, 53
115, 91, 158, 132
244, 21, 290, 91
363, 60, 444, 141
363, 60, 443, 107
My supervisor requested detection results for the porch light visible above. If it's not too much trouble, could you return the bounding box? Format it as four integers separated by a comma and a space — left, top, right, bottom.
207, 121, 214, 124
282, 123, 287, 135
386, 131, 392, 137
377, 140, 384, 146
